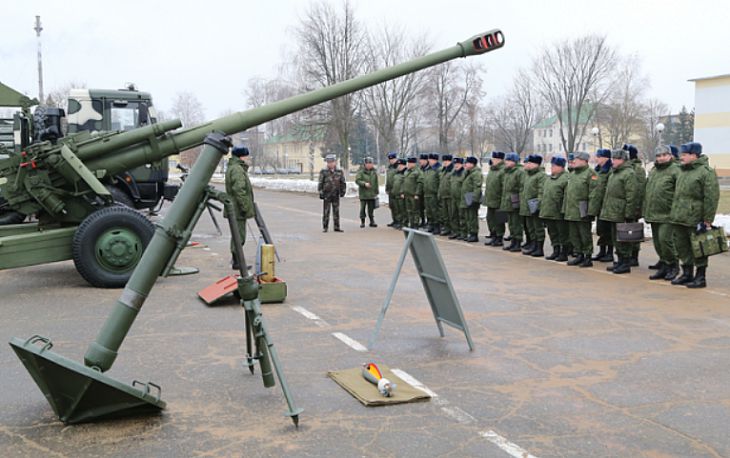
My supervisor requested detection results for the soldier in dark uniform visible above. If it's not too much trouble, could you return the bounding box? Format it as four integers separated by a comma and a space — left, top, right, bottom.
483, 151, 506, 246
437, 154, 454, 236
669, 142, 720, 288
318, 154, 346, 232
601, 149, 640, 274
589, 149, 614, 263
225, 145, 255, 269
540, 156, 569, 260
355, 157, 379, 228
448, 157, 466, 239
423, 153, 442, 233
391, 158, 407, 229
418, 153, 429, 228
385, 152, 399, 226
624, 144, 647, 266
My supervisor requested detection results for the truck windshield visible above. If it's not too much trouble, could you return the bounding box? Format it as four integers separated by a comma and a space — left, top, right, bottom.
110, 106, 139, 131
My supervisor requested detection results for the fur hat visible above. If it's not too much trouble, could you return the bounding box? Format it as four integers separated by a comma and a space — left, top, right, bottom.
574, 152, 590, 162
429, 153, 440, 160
611, 149, 629, 160
491, 151, 505, 159
442, 154, 453, 161
452, 157, 464, 164
407, 156, 418, 163
551, 156, 566, 168
387, 152, 398, 159
465, 156, 478, 165
528, 154, 543, 165
622, 143, 639, 159
419, 153, 429, 160
232, 146, 250, 157
680, 142, 702, 156
505, 152, 520, 163
596, 148, 611, 158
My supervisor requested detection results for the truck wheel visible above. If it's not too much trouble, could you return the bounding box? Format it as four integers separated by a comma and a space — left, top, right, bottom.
107, 186, 135, 208
72, 206, 155, 288
0, 197, 25, 225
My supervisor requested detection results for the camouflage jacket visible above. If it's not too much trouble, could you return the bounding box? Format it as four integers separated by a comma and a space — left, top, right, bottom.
318, 167, 347, 199
355, 167, 379, 200
225, 157, 255, 220
385, 163, 398, 194
438, 164, 453, 199
402, 166, 424, 197
423, 163, 441, 197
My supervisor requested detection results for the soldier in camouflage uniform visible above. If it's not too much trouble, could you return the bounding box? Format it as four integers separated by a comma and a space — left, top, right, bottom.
520, 154, 547, 256
600, 149, 640, 274
669, 142, 720, 288
403, 156, 425, 228
539, 156, 570, 260
225, 145, 255, 269
462, 156, 483, 242
423, 153, 442, 233
589, 149, 614, 263
483, 151, 506, 246
355, 157, 379, 228
318, 154, 347, 232
624, 144, 647, 266
563, 152, 598, 267
391, 159, 407, 229
448, 157, 467, 239
418, 153, 429, 227
385, 152, 399, 226
437, 154, 454, 236
500, 152, 526, 252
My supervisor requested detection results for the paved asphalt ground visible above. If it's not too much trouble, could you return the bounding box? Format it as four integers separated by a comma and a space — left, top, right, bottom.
1, 188, 729, 457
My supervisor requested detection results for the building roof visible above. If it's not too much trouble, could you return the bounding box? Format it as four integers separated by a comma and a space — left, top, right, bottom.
688, 73, 730, 82
533, 103, 595, 129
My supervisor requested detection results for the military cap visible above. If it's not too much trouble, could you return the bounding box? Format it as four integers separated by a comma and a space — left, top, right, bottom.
364, 156, 374, 164
442, 154, 453, 161
491, 151, 505, 159
387, 151, 398, 159
680, 142, 702, 156
232, 145, 250, 157
596, 148, 611, 158
505, 152, 520, 163
465, 156, 478, 165
527, 154, 543, 165
452, 157, 464, 164
419, 153, 429, 160
397, 158, 406, 165
669, 144, 679, 158
611, 149, 629, 160
407, 156, 418, 163
574, 152, 590, 162
551, 156, 566, 167
429, 153, 440, 160
654, 145, 671, 157
622, 143, 639, 159
325, 154, 337, 162
567, 153, 575, 161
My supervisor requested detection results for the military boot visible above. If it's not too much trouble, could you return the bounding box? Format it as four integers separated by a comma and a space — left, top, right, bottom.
599, 245, 614, 263
531, 241, 544, 257
323, 225, 328, 233
466, 234, 478, 243
432, 225, 441, 235
521, 241, 536, 255
630, 249, 640, 267
360, 219, 366, 228
509, 240, 522, 252
649, 262, 668, 280
591, 245, 606, 261
503, 235, 512, 242
663, 262, 679, 281
579, 256, 593, 268
671, 265, 695, 285
685, 267, 706, 288
448, 233, 460, 239
231, 254, 240, 270
555, 246, 569, 262
545, 245, 560, 260
369, 220, 378, 227
440, 228, 451, 236
334, 227, 344, 232
612, 257, 631, 274
648, 261, 661, 270
567, 254, 584, 266
490, 236, 503, 247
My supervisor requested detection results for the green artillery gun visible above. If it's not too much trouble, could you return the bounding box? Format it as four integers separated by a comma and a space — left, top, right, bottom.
9, 29, 505, 426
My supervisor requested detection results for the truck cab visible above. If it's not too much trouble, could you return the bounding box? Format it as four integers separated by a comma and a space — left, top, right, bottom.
66, 85, 176, 210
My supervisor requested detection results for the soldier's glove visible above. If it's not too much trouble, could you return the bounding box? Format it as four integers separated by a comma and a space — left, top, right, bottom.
319, 192, 325, 200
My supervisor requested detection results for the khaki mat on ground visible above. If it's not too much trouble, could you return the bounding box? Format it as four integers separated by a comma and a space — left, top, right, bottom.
327, 365, 432, 406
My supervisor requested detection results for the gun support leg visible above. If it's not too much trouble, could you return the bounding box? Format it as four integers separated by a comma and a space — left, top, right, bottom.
84, 133, 230, 371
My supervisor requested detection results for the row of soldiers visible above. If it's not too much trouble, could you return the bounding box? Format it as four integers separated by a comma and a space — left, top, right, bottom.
386, 142, 720, 289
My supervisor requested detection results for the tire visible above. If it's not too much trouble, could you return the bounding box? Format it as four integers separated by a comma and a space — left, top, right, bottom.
72, 206, 155, 288
106, 185, 135, 208
0, 197, 25, 225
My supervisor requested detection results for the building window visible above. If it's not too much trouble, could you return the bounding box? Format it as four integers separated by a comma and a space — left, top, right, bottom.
549, 129, 552, 137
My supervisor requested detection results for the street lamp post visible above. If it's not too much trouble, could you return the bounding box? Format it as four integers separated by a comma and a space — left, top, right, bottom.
591, 127, 602, 149
656, 122, 665, 148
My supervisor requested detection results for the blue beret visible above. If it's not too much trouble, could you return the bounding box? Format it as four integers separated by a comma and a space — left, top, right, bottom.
491, 151, 505, 159
669, 144, 679, 158
596, 148, 611, 158
407, 156, 417, 163
419, 153, 429, 160
551, 156, 566, 167
466, 156, 478, 165
505, 152, 520, 163
442, 154, 453, 161
680, 142, 702, 155
622, 143, 639, 159
232, 145, 250, 157
528, 154, 543, 165
387, 151, 398, 159
452, 157, 464, 164
429, 153, 440, 160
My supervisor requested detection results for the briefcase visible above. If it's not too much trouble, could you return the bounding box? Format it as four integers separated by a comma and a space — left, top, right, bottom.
374, 196, 380, 209
616, 222, 644, 242
691, 226, 728, 258
527, 198, 540, 215
510, 193, 520, 209
464, 192, 475, 207
578, 200, 588, 219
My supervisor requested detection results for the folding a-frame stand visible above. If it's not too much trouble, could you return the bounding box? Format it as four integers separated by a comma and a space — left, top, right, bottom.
368, 228, 474, 351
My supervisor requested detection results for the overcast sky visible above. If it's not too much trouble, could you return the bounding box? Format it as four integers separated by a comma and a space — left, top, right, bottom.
3, 0, 728, 122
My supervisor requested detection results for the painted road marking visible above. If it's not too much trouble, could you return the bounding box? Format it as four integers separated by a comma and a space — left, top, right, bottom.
332, 332, 368, 352
480, 430, 539, 458
390, 368, 438, 397
391, 369, 474, 424
291, 306, 329, 327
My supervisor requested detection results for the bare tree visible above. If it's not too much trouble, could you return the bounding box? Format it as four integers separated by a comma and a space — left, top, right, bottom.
490, 71, 544, 155
531, 35, 617, 153
361, 25, 431, 157
170, 91, 205, 165
294, 0, 366, 171
639, 98, 670, 164
423, 61, 481, 152
601, 55, 648, 149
